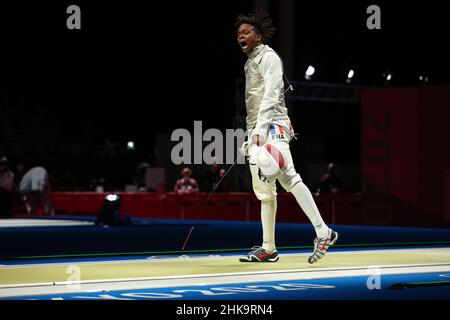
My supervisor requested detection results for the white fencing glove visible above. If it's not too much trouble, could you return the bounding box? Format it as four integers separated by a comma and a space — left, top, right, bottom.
239, 140, 250, 157
249, 143, 288, 182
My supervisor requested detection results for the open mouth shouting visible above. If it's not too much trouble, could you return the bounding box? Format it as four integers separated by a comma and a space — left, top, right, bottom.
239, 41, 249, 52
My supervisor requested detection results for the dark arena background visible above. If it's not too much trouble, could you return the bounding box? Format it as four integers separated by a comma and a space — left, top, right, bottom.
0, 0, 450, 315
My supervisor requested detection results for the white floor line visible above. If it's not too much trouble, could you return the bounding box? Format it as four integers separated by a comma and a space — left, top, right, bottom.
0, 219, 93, 228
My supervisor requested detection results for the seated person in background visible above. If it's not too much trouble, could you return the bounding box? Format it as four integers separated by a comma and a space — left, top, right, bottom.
316, 163, 343, 196
206, 162, 227, 192
173, 167, 199, 194
206, 162, 220, 192
133, 162, 150, 191
19, 166, 54, 216
216, 168, 227, 192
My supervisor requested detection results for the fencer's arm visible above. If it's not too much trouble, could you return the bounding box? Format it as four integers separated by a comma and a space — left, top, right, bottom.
250, 52, 284, 144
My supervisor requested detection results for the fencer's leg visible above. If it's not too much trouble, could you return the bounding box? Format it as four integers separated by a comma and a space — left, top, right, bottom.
261, 199, 277, 252
291, 181, 329, 239
249, 161, 277, 251
275, 141, 329, 239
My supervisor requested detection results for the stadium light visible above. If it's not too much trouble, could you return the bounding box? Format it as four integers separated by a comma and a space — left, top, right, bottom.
127, 141, 135, 151
106, 194, 119, 202
346, 69, 355, 83
382, 71, 393, 85
419, 75, 429, 84
96, 194, 122, 226
305, 65, 315, 80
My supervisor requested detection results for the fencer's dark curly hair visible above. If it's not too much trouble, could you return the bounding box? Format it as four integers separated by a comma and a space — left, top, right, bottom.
235, 9, 276, 43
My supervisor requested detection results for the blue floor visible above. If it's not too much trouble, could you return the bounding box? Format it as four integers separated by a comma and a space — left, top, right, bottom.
5, 271, 450, 300
3, 216, 450, 301
1, 216, 450, 260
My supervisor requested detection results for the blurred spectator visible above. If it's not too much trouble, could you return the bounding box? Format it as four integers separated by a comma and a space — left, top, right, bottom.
206, 162, 221, 192
173, 167, 199, 194
214, 168, 227, 192
315, 163, 343, 196
133, 162, 150, 191
0, 157, 14, 217
19, 166, 54, 216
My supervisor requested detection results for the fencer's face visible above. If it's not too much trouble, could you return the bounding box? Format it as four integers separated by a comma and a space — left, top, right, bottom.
237, 23, 262, 54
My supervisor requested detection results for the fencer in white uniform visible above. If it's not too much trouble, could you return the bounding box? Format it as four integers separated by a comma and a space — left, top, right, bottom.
236, 11, 338, 264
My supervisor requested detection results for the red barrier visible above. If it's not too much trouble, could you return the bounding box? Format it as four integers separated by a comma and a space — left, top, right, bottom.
49, 191, 363, 224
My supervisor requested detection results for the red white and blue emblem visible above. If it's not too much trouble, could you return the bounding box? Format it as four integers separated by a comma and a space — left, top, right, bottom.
269, 124, 286, 140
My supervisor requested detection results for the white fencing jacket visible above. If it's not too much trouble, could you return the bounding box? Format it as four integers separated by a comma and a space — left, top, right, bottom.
244, 44, 290, 143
